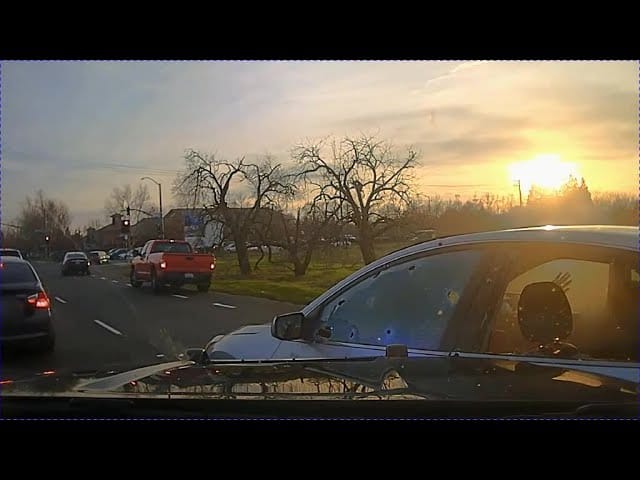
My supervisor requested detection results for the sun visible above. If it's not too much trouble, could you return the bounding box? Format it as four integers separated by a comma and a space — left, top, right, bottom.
509, 154, 579, 195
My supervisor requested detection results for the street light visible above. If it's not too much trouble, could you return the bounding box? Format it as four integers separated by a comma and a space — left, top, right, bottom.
141, 176, 165, 239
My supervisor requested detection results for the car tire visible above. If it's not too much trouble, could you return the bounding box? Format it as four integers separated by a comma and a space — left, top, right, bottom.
130, 269, 142, 288
197, 283, 210, 292
151, 270, 162, 294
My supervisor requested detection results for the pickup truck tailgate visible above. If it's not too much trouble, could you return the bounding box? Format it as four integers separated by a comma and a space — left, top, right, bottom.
161, 253, 214, 273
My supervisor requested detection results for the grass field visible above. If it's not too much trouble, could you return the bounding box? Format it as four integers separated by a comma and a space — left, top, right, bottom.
211, 242, 409, 304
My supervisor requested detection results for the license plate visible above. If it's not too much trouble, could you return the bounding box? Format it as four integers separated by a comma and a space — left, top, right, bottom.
184, 273, 194, 279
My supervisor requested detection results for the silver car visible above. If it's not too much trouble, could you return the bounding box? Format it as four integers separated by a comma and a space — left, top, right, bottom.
202, 225, 638, 382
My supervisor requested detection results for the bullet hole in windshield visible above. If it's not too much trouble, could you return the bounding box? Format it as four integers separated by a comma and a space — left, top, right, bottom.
349, 328, 357, 339
447, 290, 460, 305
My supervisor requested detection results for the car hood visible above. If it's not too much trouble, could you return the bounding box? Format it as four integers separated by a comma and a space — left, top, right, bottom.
206, 323, 282, 360
2, 356, 638, 403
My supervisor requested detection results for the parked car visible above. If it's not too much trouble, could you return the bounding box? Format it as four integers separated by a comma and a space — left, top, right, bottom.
61, 251, 90, 276
0, 248, 23, 259
0, 256, 55, 352
130, 239, 215, 293
202, 225, 639, 384
109, 248, 128, 261
88, 250, 109, 265
223, 242, 236, 253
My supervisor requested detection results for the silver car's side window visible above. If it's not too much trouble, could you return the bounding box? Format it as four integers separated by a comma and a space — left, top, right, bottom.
318, 249, 483, 350
488, 252, 638, 362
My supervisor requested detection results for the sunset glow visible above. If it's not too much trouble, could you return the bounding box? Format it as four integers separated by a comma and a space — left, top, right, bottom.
509, 154, 580, 196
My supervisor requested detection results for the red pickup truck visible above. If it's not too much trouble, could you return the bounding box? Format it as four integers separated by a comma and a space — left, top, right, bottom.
130, 239, 215, 293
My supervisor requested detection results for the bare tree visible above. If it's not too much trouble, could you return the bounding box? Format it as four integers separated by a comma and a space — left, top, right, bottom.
174, 150, 295, 276
272, 194, 341, 276
104, 184, 152, 223
293, 134, 420, 264
15, 190, 72, 252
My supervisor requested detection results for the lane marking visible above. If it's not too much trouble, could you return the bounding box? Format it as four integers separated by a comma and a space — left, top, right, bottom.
100, 277, 107, 280
54, 296, 68, 304
93, 320, 123, 336
172, 294, 188, 299
111, 280, 119, 284
126, 284, 132, 287
213, 302, 237, 309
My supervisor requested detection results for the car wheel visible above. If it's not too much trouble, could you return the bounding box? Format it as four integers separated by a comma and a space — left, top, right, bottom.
130, 269, 142, 288
151, 270, 162, 294
197, 283, 210, 292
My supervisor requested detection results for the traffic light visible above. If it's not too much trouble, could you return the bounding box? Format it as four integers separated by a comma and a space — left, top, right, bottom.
126, 206, 131, 216
121, 219, 130, 234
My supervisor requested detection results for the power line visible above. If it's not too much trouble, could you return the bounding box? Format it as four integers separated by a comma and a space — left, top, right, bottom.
67, 162, 181, 176
421, 183, 504, 188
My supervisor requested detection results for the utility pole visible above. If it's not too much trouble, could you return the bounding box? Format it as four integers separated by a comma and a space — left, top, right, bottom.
514, 179, 523, 207
41, 196, 49, 258
141, 177, 165, 239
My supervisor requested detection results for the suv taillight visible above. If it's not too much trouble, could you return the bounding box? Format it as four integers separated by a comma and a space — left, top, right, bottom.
210, 262, 215, 270
27, 292, 51, 309
159, 260, 167, 269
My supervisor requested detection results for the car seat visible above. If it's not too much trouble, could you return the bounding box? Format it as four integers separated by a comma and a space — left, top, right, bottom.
517, 281, 579, 358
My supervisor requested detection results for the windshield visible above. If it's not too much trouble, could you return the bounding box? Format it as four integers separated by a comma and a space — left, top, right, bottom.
65, 253, 87, 260
0, 262, 37, 284
1, 60, 637, 414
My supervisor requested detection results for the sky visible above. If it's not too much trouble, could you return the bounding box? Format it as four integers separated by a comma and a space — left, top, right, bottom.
1, 60, 637, 230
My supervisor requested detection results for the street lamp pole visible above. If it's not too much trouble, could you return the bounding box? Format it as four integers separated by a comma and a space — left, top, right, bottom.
141, 177, 165, 239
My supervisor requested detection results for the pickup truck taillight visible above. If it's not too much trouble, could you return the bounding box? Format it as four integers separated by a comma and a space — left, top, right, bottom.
159, 260, 167, 269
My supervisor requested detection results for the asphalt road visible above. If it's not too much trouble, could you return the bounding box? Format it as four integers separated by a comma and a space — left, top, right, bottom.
1, 261, 301, 379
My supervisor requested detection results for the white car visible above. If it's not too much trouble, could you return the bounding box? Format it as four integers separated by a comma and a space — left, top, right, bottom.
202, 225, 639, 381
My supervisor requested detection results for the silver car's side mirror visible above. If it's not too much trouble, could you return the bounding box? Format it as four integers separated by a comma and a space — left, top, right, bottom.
271, 312, 305, 340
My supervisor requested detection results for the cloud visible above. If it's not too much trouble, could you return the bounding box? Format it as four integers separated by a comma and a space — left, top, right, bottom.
415, 135, 533, 166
